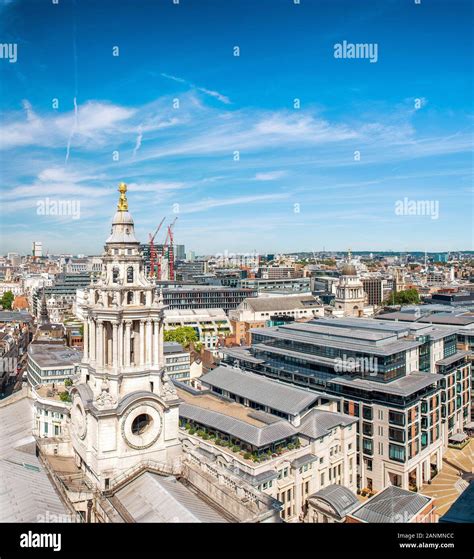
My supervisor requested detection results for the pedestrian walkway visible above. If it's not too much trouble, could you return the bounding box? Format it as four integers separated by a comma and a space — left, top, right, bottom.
421, 440, 473, 518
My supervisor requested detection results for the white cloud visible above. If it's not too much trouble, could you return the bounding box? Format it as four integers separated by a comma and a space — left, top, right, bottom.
254, 171, 287, 181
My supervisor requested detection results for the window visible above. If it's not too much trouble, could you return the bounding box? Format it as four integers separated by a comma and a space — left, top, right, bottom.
362, 438, 373, 456
127, 266, 134, 283
362, 422, 373, 436
389, 443, 406, 463
362, 406, 373, 420
378, 426, 383, 437
320, 473, 325, 486
112, 267, 119, 283
131, 414, 153, 436
377, 409, 384, 420
389, 427, 405, 443
389, 410, 405, 426
378, 442, 383, 455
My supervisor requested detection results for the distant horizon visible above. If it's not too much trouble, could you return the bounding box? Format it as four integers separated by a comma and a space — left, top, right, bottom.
1, 0, 472, 254
3, 249, 474, 259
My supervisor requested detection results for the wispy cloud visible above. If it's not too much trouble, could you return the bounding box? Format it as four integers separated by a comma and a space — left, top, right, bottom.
254, 171, 287, 181
161, 72, 231, 104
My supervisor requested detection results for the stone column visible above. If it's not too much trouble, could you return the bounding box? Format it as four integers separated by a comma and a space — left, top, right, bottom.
124, 321, 131, 367
112, 322, 118, 368
158, 322, 164, 366
118, 323, 123, 367
89, 319, 96, 363
83, 319, 89, 362
146, 320, 152, 365
153, 321, 159, 366
97, 320, 104, 367
139, 320, 145, 366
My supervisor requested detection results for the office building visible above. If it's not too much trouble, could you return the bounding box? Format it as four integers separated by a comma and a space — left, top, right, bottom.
221, 317, 471, 492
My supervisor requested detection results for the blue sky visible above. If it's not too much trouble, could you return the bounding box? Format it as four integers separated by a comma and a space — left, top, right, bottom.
0, 0, 472, 255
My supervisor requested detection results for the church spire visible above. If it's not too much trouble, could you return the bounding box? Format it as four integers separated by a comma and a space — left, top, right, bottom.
39, 286, 50, 326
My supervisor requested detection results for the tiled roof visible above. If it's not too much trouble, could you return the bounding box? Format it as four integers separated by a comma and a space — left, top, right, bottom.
180, 403, 297, 447
0, 394, 68, 522
114, 472, 227, 523
350, 486, 431, 523
200, 366, 319, 416
309, 484, 359, 517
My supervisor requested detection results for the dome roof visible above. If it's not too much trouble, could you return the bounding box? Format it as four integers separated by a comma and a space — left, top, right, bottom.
106, 211, 139, 244
105, 184, 139, 244
341, 263, 357, 276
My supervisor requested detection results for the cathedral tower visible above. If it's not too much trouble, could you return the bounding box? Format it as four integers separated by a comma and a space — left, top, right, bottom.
334, 250, 367, 317
70, 183, 181, 490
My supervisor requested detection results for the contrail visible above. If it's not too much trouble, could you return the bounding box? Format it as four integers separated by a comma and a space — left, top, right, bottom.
65, 96, 78, 164
65, 8, 78, 164
133, 126, 143, 158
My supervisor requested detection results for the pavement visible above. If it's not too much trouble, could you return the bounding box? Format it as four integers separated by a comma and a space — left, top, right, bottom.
421, 439, 473, 519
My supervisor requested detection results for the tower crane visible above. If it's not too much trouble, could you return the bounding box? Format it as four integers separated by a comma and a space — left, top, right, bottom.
148, 217, 165, 278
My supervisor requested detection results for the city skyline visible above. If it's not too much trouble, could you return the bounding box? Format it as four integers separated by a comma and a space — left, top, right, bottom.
1, 0, 472, 255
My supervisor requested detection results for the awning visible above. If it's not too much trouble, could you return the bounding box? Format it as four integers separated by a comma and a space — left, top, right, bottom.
449, 432, 467, 443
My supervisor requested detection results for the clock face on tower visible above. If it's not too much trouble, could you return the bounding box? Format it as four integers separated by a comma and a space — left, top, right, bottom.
121, 402, 163, 450
71, 399, 87, 440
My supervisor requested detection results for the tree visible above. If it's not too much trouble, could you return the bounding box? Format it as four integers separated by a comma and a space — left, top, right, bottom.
164, 326, 198, 348
1, 291, 14, 310
384, 288, 420, 306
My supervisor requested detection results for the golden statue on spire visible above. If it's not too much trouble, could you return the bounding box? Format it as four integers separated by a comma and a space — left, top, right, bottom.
117, 182, 128, 211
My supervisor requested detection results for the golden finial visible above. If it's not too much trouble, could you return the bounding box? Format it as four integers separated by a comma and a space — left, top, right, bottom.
117, 182, 128, 211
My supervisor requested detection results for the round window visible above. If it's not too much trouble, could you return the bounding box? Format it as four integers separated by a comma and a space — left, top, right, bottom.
131, 413, 153, 436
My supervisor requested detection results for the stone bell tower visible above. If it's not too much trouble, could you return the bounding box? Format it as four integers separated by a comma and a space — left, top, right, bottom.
70, 183, 181, 490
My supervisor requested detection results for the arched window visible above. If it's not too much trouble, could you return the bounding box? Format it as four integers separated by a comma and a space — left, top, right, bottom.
112, 267, 119, 283
127, 291, 134, 304
127, 266, 134, 283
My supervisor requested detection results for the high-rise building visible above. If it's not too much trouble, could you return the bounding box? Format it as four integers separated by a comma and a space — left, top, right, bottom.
362, 278, 385, 306
175, 244, 185, 261
32, 241, 42, 258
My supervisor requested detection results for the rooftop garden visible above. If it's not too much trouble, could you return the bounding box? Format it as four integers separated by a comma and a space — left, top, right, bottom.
181, 420, 300, 463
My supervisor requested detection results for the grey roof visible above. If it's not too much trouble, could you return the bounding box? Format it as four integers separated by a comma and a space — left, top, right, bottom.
379, 311, 474, 326
221, 347, 265, 364
0, 311, 34, 323
253, 324, 422, 356
299, 409, 357, 439
291, 453, 319, 469
114, 471, 227, 523
200, 366, 319, 416
0, 394, 69, 522
331, 372, 443, 397
245, 295, 321, 312
180, 403, 297, 447
163, 342, 185, 354
349, 485, 431, 523
436, 350, 471, 366
28, 344, 82, 368
449, 432, 467, 443
234, 468, 278, 487
309, 484, 359, 518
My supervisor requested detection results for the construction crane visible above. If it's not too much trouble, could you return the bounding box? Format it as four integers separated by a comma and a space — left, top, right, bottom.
148, 217, 166, 279
167, 217, 178, 280
158, 217, 178, 281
